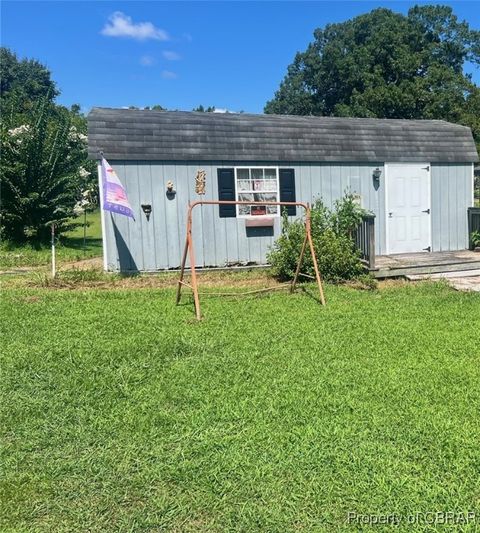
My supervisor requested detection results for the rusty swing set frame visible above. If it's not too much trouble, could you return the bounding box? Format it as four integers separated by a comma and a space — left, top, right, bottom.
176, 200, 326, 320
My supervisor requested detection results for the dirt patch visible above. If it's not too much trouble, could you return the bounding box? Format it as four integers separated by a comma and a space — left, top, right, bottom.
8, 267, 285, 291
377, 278, 412, 289
5, 263, 424, 293
62, 257, 103, 270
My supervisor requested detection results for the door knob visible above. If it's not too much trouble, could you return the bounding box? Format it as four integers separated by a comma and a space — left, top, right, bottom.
422, 208, 430, 214
388, 212, 393, 218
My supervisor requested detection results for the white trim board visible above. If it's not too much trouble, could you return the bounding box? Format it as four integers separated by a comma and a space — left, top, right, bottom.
97, 163, 108, 271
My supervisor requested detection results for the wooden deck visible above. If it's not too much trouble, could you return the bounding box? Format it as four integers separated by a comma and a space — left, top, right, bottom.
372, 250, 480, 278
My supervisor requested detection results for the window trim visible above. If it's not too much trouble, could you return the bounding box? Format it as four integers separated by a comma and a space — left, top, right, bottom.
234, 166, 280, 218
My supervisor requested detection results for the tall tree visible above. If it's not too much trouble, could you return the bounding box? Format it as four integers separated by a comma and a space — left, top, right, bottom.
265, 6, 480, 148
0, 48, 95, 242
0, 48, 58, 106
0, 96, 90, 242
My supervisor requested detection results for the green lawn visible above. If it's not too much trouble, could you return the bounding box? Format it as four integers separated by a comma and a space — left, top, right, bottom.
0, 210, 102, 270
1, 280, 480, 531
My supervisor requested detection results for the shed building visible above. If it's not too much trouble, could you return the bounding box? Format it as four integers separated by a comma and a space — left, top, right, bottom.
87, 108, 478, 272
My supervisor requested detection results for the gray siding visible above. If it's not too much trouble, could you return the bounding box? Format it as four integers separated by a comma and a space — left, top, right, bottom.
431, 163, 473, 252
102, 161, 385, 272
102, 161, 472, 271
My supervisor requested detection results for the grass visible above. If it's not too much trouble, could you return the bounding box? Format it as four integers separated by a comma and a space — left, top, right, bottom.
0, 210, 102, 270
1, 278, 480, 531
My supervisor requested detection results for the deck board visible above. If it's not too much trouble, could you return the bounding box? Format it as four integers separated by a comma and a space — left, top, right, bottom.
373, 250, 480, 278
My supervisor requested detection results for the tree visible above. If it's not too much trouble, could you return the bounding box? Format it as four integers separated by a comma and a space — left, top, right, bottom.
0, 48, 58, 106
0, 96, 91, 241
193, 105, 216, 112
265, 6, 480, 149
0, 48, 95, 243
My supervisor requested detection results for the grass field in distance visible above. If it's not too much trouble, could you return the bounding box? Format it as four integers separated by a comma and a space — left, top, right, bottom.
0, 210, 102, 270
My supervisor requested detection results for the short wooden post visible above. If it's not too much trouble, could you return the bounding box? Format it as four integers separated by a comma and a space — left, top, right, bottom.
367, 215, 376, 270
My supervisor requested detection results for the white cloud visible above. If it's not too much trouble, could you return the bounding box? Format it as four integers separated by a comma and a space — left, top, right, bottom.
161, 70, 177, 79
101, 12, 169, 41
140, 55, 155, 66
162, 50, 181, 61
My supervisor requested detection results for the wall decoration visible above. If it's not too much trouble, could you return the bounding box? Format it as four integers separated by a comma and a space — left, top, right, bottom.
166, 180, 176, 199
195, 170, 206, 195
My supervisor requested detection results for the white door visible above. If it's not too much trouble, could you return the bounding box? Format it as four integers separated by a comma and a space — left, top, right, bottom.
386, 163, 431, 254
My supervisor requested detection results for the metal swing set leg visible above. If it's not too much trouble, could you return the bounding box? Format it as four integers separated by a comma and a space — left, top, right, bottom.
176, 200, 325, 320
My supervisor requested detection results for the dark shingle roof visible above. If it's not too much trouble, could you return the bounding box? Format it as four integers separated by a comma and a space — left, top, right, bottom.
88, 107, 478, 163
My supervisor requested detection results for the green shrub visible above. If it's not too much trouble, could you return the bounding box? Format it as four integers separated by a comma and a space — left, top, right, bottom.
267, 193, 368, 282
471, 230, 480, 247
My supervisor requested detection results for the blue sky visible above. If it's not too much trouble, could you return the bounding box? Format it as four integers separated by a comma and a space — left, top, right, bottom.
2, 1, 479, 114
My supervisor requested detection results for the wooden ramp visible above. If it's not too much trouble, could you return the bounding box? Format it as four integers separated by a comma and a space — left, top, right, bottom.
372, 250, 480, 279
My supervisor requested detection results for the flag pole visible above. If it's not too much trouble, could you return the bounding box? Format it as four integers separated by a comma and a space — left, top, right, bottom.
97, 152, 108, 271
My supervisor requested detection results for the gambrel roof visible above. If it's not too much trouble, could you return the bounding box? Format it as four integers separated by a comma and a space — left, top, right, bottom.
88, 107, 478, 163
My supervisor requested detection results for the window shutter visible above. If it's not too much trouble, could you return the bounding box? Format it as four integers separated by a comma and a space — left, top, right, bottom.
217, 168, 236, 218
279, 169, 296, 216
